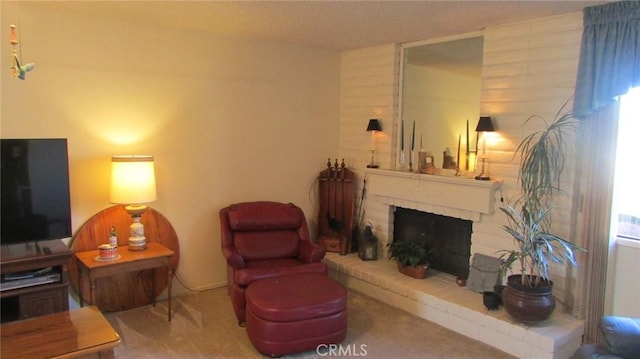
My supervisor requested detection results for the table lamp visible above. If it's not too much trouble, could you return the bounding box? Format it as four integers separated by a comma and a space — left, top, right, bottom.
475, 116, 495, 180
110, 155, 157, 250
366, 119, 382, 168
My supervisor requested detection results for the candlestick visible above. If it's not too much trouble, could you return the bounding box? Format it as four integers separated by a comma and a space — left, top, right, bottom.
457, 134, 461, 172
465, 119, 470, 171
420, 134, 423, 150
411, 121, 415, 151
409, 150, 413, 172
401, 119, 404, 151
475, 132, 479, 154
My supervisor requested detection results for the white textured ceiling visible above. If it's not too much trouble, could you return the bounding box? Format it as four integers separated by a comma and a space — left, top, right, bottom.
27, 0, 608, 50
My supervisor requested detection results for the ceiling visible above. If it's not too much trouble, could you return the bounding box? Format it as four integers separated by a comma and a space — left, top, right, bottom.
27, 0, 608, 50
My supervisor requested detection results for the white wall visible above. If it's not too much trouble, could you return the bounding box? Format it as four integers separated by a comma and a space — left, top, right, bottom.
479, 14, 583, 303
339, 13, 584, 306
338, 44, 399, 172
1, 3, 340, 292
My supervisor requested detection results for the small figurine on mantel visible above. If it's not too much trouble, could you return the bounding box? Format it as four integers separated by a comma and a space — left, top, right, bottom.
418, 145, 436, 175
442, 147, 457, 169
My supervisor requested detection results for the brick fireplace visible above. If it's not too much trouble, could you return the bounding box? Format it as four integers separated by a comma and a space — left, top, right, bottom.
362, 169, 499, 260
394, 207, 472, 279
323, 169, 584, 359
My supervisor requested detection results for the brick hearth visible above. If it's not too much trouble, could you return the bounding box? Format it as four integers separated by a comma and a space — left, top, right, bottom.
324, 253, 584, 359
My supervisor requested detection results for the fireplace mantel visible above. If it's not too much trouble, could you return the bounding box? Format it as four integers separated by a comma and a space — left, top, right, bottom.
365, 169, 501, 222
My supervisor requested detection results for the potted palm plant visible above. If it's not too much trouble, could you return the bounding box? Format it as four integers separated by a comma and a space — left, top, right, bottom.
388, 234, 434, 279
499, 100, 586, 323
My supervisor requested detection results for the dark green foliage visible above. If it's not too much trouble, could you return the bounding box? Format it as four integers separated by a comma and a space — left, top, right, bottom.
388, 237, 434, 267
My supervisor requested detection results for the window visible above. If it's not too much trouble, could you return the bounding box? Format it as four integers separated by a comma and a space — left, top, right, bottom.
613, 87, 640, 240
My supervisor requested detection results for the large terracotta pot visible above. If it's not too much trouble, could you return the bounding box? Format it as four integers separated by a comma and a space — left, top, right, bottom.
502, 274, 555, 323
397, 262, 429, 279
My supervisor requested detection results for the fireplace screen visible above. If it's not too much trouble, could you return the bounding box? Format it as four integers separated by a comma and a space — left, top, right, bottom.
393, 207, 472, 278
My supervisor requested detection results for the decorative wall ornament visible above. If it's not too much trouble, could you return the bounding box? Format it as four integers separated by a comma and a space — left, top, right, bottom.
9, 25, 35, 80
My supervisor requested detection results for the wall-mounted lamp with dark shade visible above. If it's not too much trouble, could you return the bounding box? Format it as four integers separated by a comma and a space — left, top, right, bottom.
475, 116, 495, 180
366, 119, 382, 168
475, 116, 496, 132
110, 155, 157, 250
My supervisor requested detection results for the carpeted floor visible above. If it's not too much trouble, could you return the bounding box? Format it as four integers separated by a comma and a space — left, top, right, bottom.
104, 287, 515, 358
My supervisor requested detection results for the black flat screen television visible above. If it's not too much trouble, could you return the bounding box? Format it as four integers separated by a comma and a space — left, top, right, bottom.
1, 138, 72, 245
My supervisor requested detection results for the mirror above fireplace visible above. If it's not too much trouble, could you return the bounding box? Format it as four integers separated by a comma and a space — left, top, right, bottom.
398, 33, 484, 170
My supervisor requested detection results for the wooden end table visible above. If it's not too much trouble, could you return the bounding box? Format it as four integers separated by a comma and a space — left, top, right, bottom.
1, 306, 120, 358
75, 242, 174, 321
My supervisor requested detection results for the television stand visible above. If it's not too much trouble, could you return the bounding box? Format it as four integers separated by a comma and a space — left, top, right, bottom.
0, 239, 72, 323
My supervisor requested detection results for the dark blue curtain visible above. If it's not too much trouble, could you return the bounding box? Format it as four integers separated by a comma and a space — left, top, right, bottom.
573, 1, 640, 119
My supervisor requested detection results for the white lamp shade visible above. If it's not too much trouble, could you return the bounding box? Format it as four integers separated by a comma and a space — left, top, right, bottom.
110, 155, 157, 204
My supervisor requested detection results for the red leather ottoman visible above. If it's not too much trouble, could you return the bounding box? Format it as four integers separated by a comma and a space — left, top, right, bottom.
245, 273, 347, 357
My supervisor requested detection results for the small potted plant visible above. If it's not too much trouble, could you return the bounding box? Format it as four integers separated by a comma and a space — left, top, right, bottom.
388, 234, 434, 279
499, 100, 586, 323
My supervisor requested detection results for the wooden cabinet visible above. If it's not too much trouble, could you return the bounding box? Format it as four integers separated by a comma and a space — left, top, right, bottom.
317, 160, 356, 254
18, 287, 69, 318
0, 239, 72, 322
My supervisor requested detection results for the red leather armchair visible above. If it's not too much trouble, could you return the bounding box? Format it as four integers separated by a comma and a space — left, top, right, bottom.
220, 201, 327, 325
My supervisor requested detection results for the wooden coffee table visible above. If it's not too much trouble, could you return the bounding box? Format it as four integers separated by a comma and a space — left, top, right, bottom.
1, 306, 120, 358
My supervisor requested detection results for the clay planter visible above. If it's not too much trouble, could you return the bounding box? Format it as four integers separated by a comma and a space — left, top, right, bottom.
502, 274, 555, 323
397, 262, 429, 279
